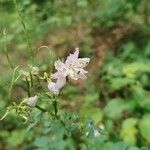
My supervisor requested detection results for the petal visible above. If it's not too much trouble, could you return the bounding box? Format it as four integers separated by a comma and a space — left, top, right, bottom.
65, 48, 79, 66
56, 76, 66, 89
54, 60, 65, 71
78, 71, 87, 79
77, 58, 90, 68
68, 69, 79, 80
51, 72, 59, 79
51, 70, 68, 80
48, 81, 59, 95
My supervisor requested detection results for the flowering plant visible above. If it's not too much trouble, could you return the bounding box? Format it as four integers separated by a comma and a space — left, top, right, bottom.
1, 47, 108, 149
2, 48, 89, 118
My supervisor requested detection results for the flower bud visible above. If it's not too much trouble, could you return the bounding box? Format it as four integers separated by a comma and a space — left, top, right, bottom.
31, 66, 39, 75
25, 95, 37, 107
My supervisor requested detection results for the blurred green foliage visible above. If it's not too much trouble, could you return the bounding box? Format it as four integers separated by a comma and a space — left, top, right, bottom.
0, 0, 150, 149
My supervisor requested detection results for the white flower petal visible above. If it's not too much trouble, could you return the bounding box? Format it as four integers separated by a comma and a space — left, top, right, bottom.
54, 60, 66, 71
77, 58, 90, 68
56, 76, 66, 89
65, 49, 79, 66
48, 81, 59, 95
51, 72, 59, 79
78, 70, 87, 79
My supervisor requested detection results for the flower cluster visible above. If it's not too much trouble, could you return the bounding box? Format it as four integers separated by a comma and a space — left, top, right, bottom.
48, 48, 90, 95
24, 48, 90, 107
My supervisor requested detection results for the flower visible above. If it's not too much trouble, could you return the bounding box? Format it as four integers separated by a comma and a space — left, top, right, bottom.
48, 48, 90, 94
25, 95, 38, 107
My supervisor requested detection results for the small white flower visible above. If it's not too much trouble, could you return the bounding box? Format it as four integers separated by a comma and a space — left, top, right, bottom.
25, 95, 38, 107
48, 48, 90, 94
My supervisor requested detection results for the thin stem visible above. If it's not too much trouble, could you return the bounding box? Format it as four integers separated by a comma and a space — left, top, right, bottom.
53, 99, 58, 119
35, 105, 47, 113
29, 70, 33, 87
144, 0, 150, 25
35, 105, 54, 117
13, 0, 34, 64
3, 29, 14, 69
35, 75, 41, 86
9, 66, 19, 101
25, 77, 31, 97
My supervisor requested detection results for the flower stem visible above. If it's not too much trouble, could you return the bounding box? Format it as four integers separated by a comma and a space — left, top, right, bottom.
53, 99, 58, 119
13, 0, 34, 64
25, 77, 31, 97
3, 29, 14, 69
9, 67, 19, 101
35, 105, 47, 113
35, 105, 54, 117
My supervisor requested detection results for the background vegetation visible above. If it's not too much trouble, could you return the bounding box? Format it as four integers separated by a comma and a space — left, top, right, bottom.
0, 0, 150, 149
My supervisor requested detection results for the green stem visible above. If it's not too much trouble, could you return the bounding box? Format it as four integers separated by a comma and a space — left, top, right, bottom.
9, 67, 19, 101
53, 99, 58, 119
13, 0, 34, 64
29, 70, 33, 87
35, 75, 41, 87
25, 77, 31, 97
35, 105, 47, 113
35, 105, 54, 117
3, 29, 14, 69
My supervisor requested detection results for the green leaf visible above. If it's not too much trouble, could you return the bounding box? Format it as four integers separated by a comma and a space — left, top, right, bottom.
110, 78, 134, 90
7, 129, 32, 146
123, 62, 150, 79
104, 99, 136, 119
111, 142, 140, 150
120, 118, 138, 145
84, 93, 99, 103
80, 105, 103, 123
34, 136, 51, 149
139, 114, 150, 142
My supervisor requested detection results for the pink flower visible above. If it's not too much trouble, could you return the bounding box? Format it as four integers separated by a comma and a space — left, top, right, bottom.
48, 48, 90, 95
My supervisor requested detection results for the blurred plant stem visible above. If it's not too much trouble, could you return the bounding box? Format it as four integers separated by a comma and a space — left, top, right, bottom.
53, 99, 58, 119
144, 0, 150, 25
3, 29, 14, 69
13, 0, 34, 64
35, 105, 47, 113
8, 66, 19, 101
25, 77, 31, 97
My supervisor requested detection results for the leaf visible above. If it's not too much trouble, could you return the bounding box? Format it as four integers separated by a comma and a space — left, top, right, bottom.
111, 142, 140, 150
120, 118, 138, 145
80, 105, 103, 123
123, 62, 150, 79
110, 78, 134, 90
139, 114, 150, 142
7, 129, 32, 146
34, 136, 51, 149
104, 99, 136, 119
84, 93, 99, 103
